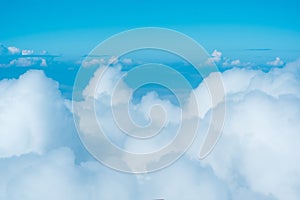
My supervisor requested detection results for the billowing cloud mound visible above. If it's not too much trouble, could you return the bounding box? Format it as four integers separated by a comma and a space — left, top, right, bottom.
1, 59, 300, 199
199, 59, 300, 200
0, 70, 78, 157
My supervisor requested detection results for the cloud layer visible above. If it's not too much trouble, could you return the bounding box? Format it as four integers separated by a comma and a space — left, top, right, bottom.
0, 58, 300, 199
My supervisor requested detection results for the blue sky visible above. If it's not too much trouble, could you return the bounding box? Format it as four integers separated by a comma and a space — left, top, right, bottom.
1, 1, 300, 199
1, 0, 300, 59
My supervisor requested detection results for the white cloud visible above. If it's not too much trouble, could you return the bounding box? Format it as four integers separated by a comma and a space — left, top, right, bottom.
9, 58, 34, 67
21, 49, 34, 55
0, 45, 53, 67
0, 44, 20, 56
82, 58, 105, 68
8, 57, 49, 67
230, 59, 241, 66
190, 59, 300, 200
74, 58, 300, 199
81, 56, 122, 68
0, 70, 77, 158
206, 49, 223, 66
267, 57, 284, 66
0, 147, 136, 200
211, 49, 222, 62
40, 58, 47, 67
7, 46, 20, 55
122, 58, 133, 65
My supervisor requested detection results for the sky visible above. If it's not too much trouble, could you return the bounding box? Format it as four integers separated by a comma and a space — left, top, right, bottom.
1, 0, 300, 59
1, 0, 300, 199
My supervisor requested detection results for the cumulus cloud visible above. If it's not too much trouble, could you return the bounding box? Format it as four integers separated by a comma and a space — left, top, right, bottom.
1, 57, 300, 199
0, 70, 79, 157
189, 59, 300, 200
1, 69, 229, 199
267, 57, 284, 67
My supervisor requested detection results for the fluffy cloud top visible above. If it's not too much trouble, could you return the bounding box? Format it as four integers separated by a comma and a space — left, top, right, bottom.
191, 59, 300, 200
0, 70, 78, 157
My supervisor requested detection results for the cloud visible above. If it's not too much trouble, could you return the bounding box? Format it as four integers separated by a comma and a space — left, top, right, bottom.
8, 57, 41, 67
0, 147, 136, 200
81, 58, 106, 68
0, 44, 54, 67
206, 49, 223, 66
81, 56, 133, 68
7, 46, 21, 55
1, 58, 300, 199
222, 59, 242, 67
8, 57, 48, 67
122, 58, 133, 65
0, 67, 229, 199
190, 59, 300, 200
21, 49, 34, 55
211, 49, 222, 62
74, 58, 300, 198
40, 58, 47, 67
267, 57, 284, 66
0, 44, 20, 56
0, 70, 79, 158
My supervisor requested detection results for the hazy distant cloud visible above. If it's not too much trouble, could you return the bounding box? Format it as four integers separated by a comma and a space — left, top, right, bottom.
82, 58, 106, 67
21, 49, 34, 55
0, 44, 20, 56
267, 57, 284, 66
210, 49, 222, 63
222, 59, 242, 67
81, 56, 133, 68
40, 58, 47, 67
206, 49, 223, 66
8, 57, 48, 67
7, 46, 20, 55
230, 59, 241, 65
207, 50, 249, 68
122, 58, 133, 65
0, 44, 59, 67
